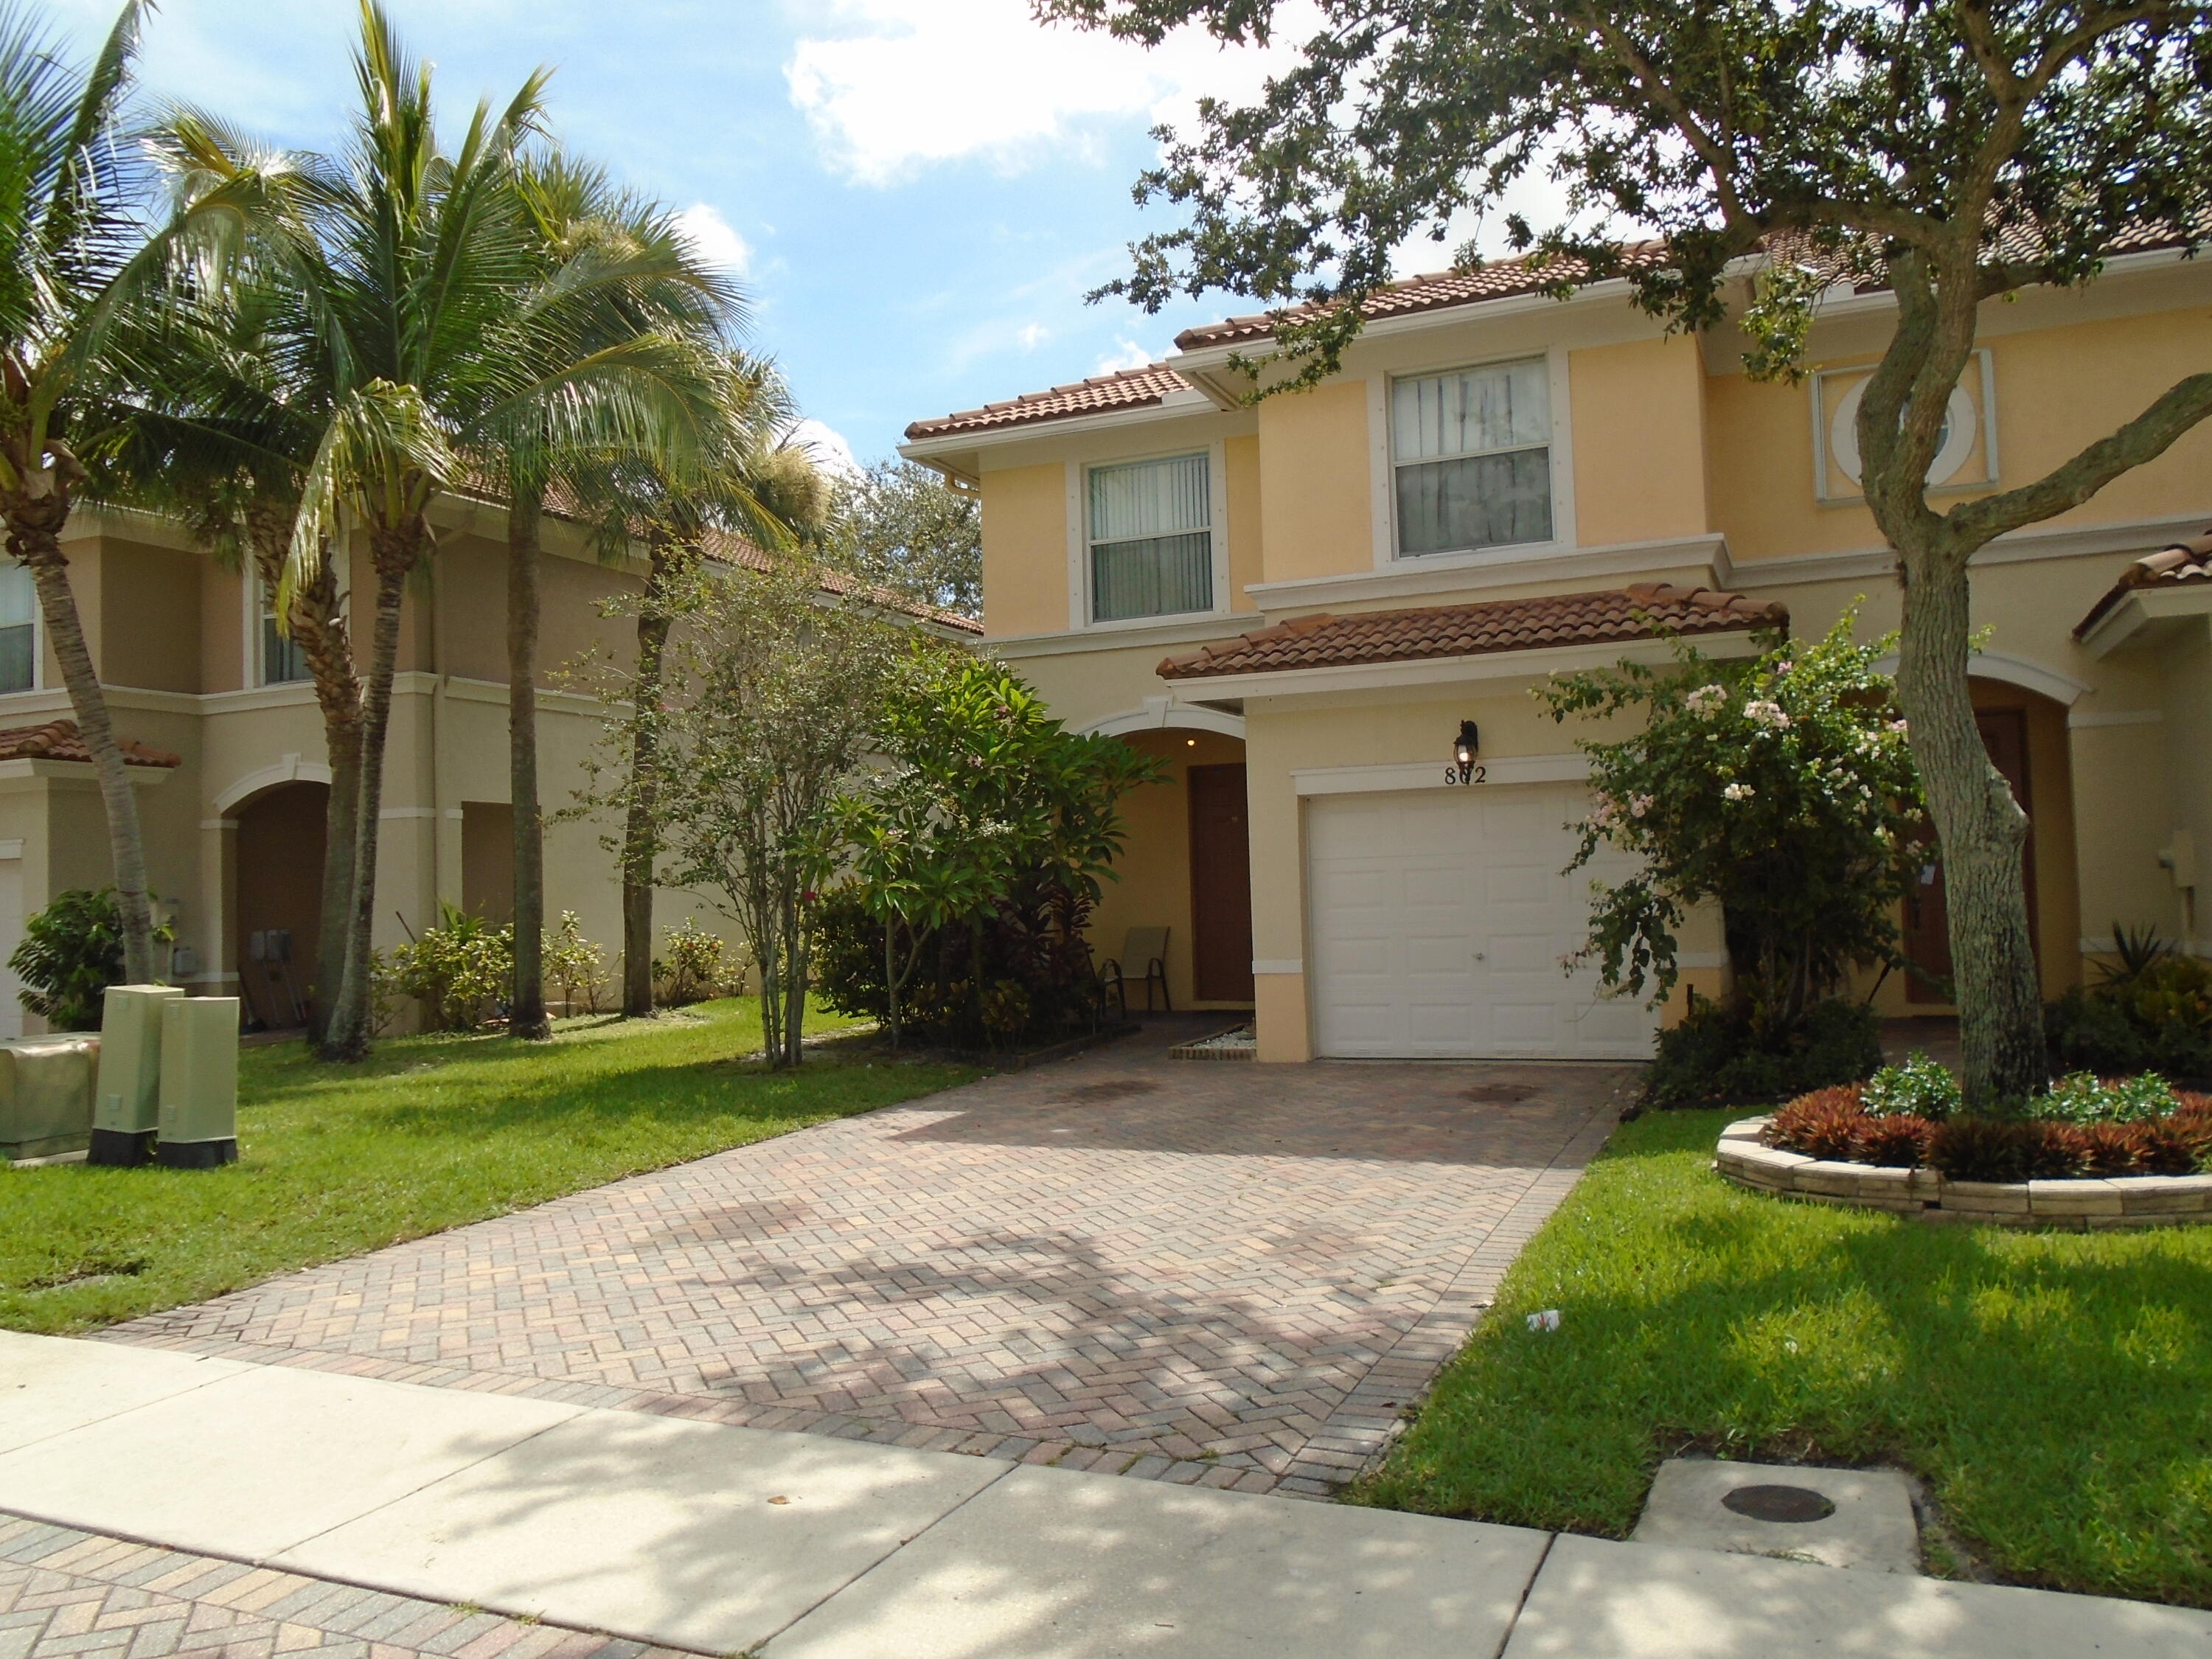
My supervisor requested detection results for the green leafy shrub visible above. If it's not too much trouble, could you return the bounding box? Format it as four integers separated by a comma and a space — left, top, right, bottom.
1860, 1051, 1961, 1120
543, 911, 608, 1015
653, 919, 734, 1006
9, 888, 173, 1031
386, 904, 512, 1032
2048, 939, 2212, 1085
2041, 1071, 2180, 1125
1641, 993, 1882, 1109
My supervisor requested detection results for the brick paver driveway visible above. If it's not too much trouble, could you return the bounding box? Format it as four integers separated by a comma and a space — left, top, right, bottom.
111, 1021, 1632, 1496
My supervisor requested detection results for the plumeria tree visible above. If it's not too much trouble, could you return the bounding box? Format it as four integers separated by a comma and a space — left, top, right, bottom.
1538, 613, 1927, 1037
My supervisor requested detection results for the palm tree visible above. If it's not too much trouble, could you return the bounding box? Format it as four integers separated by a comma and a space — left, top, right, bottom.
495, 154, 737, 1039
0, 1, 259, 984
91, 245, 366, 1041
174, 2, 728, 1060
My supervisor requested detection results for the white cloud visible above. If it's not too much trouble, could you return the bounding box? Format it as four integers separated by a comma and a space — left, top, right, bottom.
785, 0, 1312, 187
790, 417, 863, 479
1018, 322, 1049, 350
674, 202, 753, 275
1094, 335, 1157, 373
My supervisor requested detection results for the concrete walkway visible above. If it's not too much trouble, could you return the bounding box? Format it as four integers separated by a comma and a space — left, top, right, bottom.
4, 1332, 2208, 1659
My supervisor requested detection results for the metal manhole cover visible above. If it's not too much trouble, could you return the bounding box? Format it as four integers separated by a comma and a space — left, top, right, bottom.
1463, 1084, 1537, 1104
1721, 1484, 1837, 1524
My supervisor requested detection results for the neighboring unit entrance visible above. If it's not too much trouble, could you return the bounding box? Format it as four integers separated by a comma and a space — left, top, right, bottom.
1188, 762, 1255, 1003
1306, 784, 1656, 1059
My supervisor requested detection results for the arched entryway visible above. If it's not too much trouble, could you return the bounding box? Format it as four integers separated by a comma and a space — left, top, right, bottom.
1088, 724, 1254, 1011
1901, 676, 2081, 1004
234, 781, 328, 1032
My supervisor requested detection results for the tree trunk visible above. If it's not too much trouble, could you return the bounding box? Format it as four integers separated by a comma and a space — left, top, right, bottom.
507, 491, 550, 1040
257, 516, 361, 1046
1894, 549, 2048, 1109
7, 522, 158, 984
321, 529, 419, 1061
621, 545, 675, 1018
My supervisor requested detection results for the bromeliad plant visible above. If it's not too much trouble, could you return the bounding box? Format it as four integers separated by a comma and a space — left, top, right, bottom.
1539, 611, 1926, 1039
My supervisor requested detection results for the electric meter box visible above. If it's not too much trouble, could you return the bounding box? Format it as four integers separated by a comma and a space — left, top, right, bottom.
156, 996, 240, 1169
91, 983, 185, 1166
0, 1034, 101, 1163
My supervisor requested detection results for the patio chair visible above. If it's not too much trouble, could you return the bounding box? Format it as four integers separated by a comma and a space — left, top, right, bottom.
1099, 926, 1172, 1016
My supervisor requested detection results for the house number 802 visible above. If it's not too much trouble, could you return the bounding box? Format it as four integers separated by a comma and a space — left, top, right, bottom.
1444, 765, 1487, 786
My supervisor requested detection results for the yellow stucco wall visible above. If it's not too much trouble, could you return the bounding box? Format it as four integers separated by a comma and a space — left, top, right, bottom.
1255, 380, 1371, 582
1225, 434, 1263, 611
1569, 335, 1711, 546
1712, 305, 2212, 562
981, 462, 1068, 637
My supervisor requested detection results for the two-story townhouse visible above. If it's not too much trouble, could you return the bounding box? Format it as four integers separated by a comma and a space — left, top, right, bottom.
0, 505, 978, 1035
901, 244, 2212, 1063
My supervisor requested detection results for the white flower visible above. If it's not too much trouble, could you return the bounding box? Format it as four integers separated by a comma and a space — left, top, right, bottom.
1773, 660, 1793, 675
1723, 782, 1756, 801
1630, 793, 1655, 818
1743, 699, 1791, 729
1685, 684, 1728, 717
1590, 799, 1617, 827
1888, 718, 1910, 734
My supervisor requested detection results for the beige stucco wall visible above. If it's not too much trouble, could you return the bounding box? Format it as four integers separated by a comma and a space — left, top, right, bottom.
1569, 335, 1711, 546
981, 462, 1068, 638
1225, 434, 1263, 611
1255, 380, 1371, 583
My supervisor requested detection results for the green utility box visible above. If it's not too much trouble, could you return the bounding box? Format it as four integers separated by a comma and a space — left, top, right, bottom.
156, 996, 240, 1169
91, 984, 185, 1166
0, 1034, 102, 1163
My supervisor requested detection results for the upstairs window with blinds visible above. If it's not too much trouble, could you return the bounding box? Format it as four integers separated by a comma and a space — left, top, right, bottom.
1392, 358, 1554, 556
1088, 453, 1214, 622
0, 565, 34, 692
260, 583, 309, 685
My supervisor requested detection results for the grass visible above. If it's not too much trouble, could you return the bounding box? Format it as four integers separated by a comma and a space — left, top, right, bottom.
1, 999, 976, 1335
1353, 1107, 2212, 1608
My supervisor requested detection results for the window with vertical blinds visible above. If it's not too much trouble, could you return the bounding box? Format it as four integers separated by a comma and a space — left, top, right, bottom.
260, 582, 308, 685
1391, 358, 1554, 557
0, 565, 33, 692
1088, 452, 1214, 622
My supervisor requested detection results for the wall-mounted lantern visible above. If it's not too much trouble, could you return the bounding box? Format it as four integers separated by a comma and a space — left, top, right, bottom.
1447, 720, 1484, 786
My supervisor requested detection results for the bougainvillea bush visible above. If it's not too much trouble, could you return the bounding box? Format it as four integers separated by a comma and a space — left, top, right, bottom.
1764, 1055, 2212, 1180
1540, 611, 1924, 1107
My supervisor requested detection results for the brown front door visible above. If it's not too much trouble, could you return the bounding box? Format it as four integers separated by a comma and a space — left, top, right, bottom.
1188, 762, 1255, 1003
1905, 706, 2038, 1002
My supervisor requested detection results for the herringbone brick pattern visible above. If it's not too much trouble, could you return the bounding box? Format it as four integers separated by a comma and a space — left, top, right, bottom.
0, 1515, 693, 1659
108, 1024, 1631, 1495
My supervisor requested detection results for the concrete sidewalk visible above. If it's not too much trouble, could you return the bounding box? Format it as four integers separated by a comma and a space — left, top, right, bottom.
4, 1332, 2207, 1658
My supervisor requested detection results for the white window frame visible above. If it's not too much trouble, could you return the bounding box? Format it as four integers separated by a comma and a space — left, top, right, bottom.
1065, 439, 1231, 632
0, 562, 40, 695
253, 574, 311, 688
1370, 346, 1576, 571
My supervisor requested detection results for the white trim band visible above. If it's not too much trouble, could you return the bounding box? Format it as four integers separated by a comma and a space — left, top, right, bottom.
1294, 752, 1592, 796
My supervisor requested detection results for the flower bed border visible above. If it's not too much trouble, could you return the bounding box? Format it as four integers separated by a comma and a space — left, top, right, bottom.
1714, 1116, 2212, 1228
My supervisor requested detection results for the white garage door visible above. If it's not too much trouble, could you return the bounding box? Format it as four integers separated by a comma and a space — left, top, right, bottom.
1307, 785, 1656, 1060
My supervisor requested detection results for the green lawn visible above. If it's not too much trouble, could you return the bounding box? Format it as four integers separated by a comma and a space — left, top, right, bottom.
2, 1000, 975, 1335
1354, 1107, 2212, 1608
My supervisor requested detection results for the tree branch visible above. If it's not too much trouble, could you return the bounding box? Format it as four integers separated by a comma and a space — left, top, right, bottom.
1945, 371, 2212, 549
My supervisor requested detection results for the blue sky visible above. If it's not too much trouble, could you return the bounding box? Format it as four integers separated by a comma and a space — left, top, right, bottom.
45, 0, 1352, 473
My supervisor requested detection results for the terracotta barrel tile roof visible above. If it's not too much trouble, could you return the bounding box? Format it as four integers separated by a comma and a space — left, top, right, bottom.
2074, 529, 2212, 639
905, 364, 1192, 441
1157, 583, 1787, 681
1174, 241, 1674, 352
0, 720, 181, 768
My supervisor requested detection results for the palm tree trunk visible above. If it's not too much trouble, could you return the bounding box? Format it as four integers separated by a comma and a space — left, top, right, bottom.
7, 526, 158, 984
1895, 548, 2047, 1109
507, 491, 549, 1040
321, 529, 418, 1061
621, 543, 675, 1018
254, 515, 361, 1046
